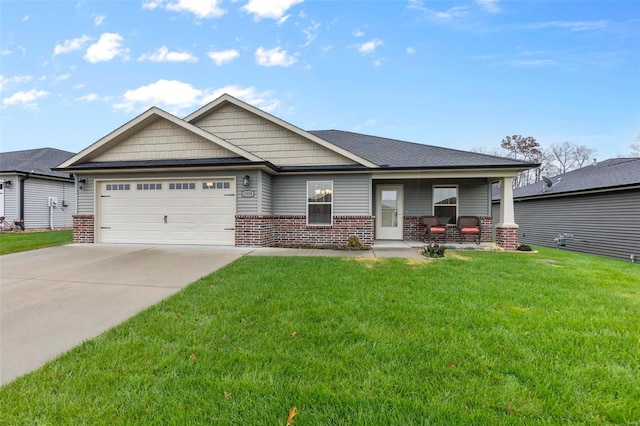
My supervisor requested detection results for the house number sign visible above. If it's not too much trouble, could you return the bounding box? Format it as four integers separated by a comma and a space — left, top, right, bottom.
241, 190, 256, 198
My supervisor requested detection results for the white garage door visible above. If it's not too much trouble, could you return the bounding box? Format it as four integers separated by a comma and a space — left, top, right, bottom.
99, 179, 236, 245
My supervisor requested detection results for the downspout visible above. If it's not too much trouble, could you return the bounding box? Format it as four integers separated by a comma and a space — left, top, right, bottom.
19, 172, 31, 227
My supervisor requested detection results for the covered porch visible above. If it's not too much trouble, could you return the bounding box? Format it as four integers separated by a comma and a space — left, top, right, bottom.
372, 173, 519, 250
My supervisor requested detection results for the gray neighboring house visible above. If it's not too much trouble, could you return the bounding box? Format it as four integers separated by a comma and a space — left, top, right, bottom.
492, 157, 640, 261
57, 94, 536, 248
0, 148, 76, 229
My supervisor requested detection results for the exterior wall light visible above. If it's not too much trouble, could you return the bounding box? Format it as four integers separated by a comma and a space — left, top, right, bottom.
3, 180, 12, 188
78, 178, 87, 190
243, 175, 250, 187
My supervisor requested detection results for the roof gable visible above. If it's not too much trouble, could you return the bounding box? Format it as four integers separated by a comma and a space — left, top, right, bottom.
0, 148, 75, 179
58, 107, 263, 169
184, 94, 378, 168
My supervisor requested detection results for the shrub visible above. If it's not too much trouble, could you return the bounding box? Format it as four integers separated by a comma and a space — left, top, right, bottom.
422, 243, 446, 258
517, 243, 533, 251
347, 235, 364, 248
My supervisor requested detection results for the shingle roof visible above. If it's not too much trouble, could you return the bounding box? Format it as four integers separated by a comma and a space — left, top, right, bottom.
495, 157, 640, 200
309, 130, 536, 169
0, 148, 75, 179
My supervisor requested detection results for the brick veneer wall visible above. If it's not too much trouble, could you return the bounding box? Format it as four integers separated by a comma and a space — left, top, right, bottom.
73, 215, 94, 243
235, 215, 375, 247
404, 215, 494, 243
496, 226, 519, 250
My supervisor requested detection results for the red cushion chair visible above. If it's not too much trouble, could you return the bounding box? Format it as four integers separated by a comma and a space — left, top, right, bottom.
456, 216, 481, 245
421, 216, 447, 243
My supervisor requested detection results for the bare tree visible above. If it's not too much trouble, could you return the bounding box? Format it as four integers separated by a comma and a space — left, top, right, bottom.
631, 134, 640, 157
550, 142, 596, 173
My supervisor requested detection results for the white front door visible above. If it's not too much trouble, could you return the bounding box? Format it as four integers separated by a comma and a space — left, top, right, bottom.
376, 185, 404, 240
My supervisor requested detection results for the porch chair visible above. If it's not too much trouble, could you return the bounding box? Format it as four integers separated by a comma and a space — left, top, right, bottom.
456, 216, 481, 245
421, 215, 447, 243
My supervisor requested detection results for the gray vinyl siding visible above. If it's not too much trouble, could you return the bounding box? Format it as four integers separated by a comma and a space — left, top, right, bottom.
1, 174, 19, 221
377, 178, 490, 217
77, 170, 262, 216
495, 189, 640, 261
260, 171, 273, 215
272, 174, 371, 216
23, 179, 75, 229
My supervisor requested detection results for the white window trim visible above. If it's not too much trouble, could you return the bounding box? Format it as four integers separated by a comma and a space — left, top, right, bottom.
432, 184, 458, 223
307, 180, 333, 226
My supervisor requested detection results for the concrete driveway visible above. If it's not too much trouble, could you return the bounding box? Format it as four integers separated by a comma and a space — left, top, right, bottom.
0, 244, 251, 385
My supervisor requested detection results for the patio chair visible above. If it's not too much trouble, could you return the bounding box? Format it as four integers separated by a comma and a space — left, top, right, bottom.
456, 216, 481, 245
421, 215, 447, 243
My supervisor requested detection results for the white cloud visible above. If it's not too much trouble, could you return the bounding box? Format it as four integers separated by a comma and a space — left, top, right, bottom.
0, 74, 33, 92
2, 89, 49, 109
277, 15, 291, 26
255, 46, 297, 67
522, 20, 610, 32
406, 47, 417, 54
84, 33, 129, 63
355, 39, 383, 55
53, 74, 72, 83
505, 59, 555, 67
352, 30, 365, 37
207, 49, 239, 65
22, 15, 29, 22
75, 93, 110, 102
1, 49, 11, 56
112, 79, 280, 114
93, 14, 106, 26
53, 35, 91, 56
138, 46, 198, 62
243, 0, 303, 21
475, 0, 500, 14
142, 0, 163, 10
408, 0, 469, 20
301, 21, 321, 47
321, 45, 333, 52
166, 0, 225, 18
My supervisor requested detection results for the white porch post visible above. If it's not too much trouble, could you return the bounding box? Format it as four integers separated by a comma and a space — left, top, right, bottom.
496, 177, 519, 250
498, 177, 517, 227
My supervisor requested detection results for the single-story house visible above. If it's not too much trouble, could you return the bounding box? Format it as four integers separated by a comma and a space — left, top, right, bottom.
57, 94, 536, 249
492, 157, 640, 261
0, 148, 76, 229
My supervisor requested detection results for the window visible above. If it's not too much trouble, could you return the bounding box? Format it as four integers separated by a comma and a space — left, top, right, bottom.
169, 182, 195, 190
105, 183, 131, 191
307, 181, 333, 225
203, 181, 231, 190
433, 186, 457, 224
136, 183, 162, 190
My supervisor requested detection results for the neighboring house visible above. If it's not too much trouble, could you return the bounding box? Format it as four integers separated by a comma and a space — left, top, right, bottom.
57, 94, 536, 248
0, 148, 76, 229
492, 157, 640, 261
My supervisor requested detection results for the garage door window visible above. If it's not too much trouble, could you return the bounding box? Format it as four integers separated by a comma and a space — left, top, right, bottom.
169, 182, 195, 190
105, 183, 130, 191
137, 183, 162, 190
203, 181, 231, 190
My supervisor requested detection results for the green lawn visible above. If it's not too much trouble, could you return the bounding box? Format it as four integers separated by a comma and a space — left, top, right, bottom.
0, 230, 73, 255
1, 247, 638, 425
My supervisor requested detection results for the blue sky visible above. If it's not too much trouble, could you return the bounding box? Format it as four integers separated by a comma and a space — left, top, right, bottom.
1, 0, 639, 160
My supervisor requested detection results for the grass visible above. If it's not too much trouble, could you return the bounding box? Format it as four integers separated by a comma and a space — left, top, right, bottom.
0, 230, 73, 255
1, 247, 638, 425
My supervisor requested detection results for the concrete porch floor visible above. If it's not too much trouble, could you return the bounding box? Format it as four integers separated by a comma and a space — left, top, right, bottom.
372, 240, 496, 250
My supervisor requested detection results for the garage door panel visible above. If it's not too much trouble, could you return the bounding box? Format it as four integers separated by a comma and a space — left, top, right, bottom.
100, 179, 235, 245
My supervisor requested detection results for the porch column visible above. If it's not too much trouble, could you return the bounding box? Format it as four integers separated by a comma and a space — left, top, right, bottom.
496, 177, 519, 250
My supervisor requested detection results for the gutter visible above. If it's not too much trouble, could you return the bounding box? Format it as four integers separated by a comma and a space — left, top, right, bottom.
19, 172, 31, 223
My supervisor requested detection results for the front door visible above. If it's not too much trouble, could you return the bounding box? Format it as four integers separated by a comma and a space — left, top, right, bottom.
376, 185, 404, 240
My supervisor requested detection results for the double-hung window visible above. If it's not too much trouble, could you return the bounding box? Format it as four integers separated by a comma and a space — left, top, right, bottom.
433, 185, 457, 224
307, 181, 333, 225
